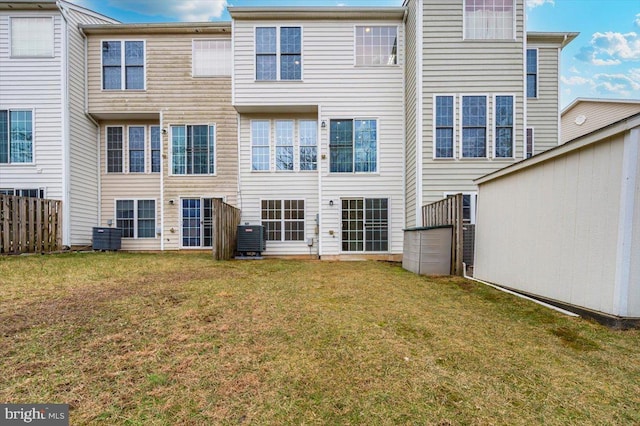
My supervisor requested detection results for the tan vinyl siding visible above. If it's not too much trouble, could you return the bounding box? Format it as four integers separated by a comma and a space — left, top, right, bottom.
65, 7, 114, 246
0, 12, 64, 199
421, 0, 526, 206
562, 101, 640, 143
87, 31, 238, 251
404, 0, 418, 227
527, 45, 560, 154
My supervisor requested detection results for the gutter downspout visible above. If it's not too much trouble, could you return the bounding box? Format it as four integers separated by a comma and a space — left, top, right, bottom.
160, 110, 165, 251
58, 2, 71, 247
317, 105, 322, 259
415, 0, 424, 226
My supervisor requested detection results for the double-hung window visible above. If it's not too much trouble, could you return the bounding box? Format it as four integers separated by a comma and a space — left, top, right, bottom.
0, 110, 33, 164
355, 26, 398, 66
299, 120, 317, 171
329, 119, 377, 173
494, 95, 514, 158
342, 198, 388, 252
102, 40, 145, 90
464, 0, 515, 40
128, 126, 146, 173
251, 120, 270, 171
150, 126, 161, 173
10, 17, 54, 57
435, 96, 455, 158
461, 96, 487, 158
275, 120, 294, 171
261, 199, 305, 242
106, 126, 124, 173
116, 199, 156, 238
171, 125, 215, 175
526, 128, 534, 158
255, 27, 301, 81
527, 49, 538, 98
192, 39, 232, 77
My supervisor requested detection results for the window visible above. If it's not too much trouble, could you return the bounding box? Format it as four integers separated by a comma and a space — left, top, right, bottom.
275, 121, 294, 171
102, 40, 145, 90
106, 126, 123, 173
461, 96, 487, 158
494, 95, 514, 158
0, 188, 44, 198
0, 110, 33, 164
330, 119, 377, 173
10, 17, 53, 57
251, 120, 270, 171
128, 126, 145, 173
435, 96, 455, 158
526, 127, 534, 158
341, 198, 388, 252
150, 126, 161, 173
181, 198, 214, 247
355, 26, 398, 66
171, 125, 215, 175
299, 120, 317, 171
261, 199, 305, 242
116, 199, 156, 239
193, 39, 231, 77
255, 27, 301, 81
464, 0, 514, 40
527, 49, 538, 98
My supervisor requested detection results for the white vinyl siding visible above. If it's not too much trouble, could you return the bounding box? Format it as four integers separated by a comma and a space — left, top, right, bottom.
10, 17, 54, 57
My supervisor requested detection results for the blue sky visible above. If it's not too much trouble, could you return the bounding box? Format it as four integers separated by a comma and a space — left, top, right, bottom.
72, 0, 640, 108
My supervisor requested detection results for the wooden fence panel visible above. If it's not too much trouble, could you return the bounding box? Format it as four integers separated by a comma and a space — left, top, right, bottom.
0, 195, 62, 254
421, 194, 464, 276
211, 199, 241, 260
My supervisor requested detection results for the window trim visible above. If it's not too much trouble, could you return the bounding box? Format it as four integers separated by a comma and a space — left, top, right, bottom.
105, 125, 124, 173
298, 119, 318, 172
150, 125, 161, 173
260, 198, 306, 243
329, 118, 379, 174
254, 25, 303, 82
444, 192, 478, 225
340, 197, 390, 253
274, 120, 295, 172
114, 198, 157, 239
0, 188, 46, 198
353, 25, 400, 67
191, 38, 232, 78
526, 127, 535, 159
0, 108, 35, 165
459, 95, 488, 159
100, 39, 147, 91
463, 0, 516, 41
251, 119, 271, 172
433, 94, 457, 160
526, 48, 539, 99
127, 125, 146, 173
9, 16, 55, 59
169, 123, 217, 176
492, 94, 516, 159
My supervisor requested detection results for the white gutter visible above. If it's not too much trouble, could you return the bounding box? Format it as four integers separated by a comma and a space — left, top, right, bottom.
58, 2, 71, 247
160, 109, 165, 251
236, 113, 242, 213
463, 265, 579, 317
415, 0, 424, 226
317, 104, 323, 259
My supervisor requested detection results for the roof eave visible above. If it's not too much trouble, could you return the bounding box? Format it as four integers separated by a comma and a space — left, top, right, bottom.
527, 31, 579, 48
80, 22, 232, 35
228, 6, 407, 21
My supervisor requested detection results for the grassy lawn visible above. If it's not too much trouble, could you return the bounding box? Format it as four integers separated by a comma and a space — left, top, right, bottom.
1, 253, 639, 425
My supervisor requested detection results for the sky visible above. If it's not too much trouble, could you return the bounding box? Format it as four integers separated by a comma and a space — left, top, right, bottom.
71, 0, 640, 109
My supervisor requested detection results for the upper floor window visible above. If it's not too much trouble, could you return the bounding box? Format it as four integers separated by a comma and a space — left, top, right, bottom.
171, 125, 215, 175
255, 27, 301, 81
461, 96, 487, 158
435, 95, 455, 158
494, 95, 514, 158
0, 110, 33, 164
355, 26, 398, 66
106, 125, 159, 174
128, 126, 146, 173
464, 0, 515, 40
102, 40, 145, 90
527, 49, 538, 98
526, 127, 534, 158
193, 39, 231, 77
329, 119, 377, 173
10, 17, 54, 57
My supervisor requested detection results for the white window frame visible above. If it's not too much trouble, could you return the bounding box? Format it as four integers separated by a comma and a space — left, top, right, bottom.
114, 198, 157, 239
444, 192, 478, 224
459, 95, 489, 159
105, 125, 124, 173
260, 199, 306, 242
463, 0, 516, 41
127, 125, 146, 173
298, 119, 318, 171
251, 119, 271, 172
328, 118, 379, 173
354, 25, 399, 67
526, 48, 539, 99
433, 94, 457, 160
0, 188, 46, 198
254, 25, 304, 82
526, 127, 535, 159
274, 120, 295, 171
192, 38, 232, 77
9, 16, 54, 58
0, 108, 35, 165
340, 197, 390, 253
100, 39, 147, 91
169, 123, 217, 176
150, 125, 162, 173
492, 94, 516, 159
179, 197, 221, 249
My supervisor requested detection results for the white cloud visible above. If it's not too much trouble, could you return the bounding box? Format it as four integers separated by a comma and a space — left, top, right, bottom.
576, 31, 640, 66
105, 0, 227, 22
561, 76, 592, 86
569, 66, 580, 74
591, 71, 640, 96
636, 13, 640, 28
526, 0, 554, 8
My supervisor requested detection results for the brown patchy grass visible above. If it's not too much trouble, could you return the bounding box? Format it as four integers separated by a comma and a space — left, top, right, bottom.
1, 252, 639, 425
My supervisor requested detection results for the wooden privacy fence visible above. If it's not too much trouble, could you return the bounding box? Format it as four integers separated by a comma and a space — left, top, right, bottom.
0, 194, 62, 254
422, 193, 464, 275
211, 199, 241, 260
